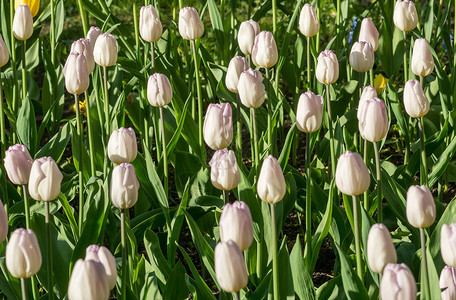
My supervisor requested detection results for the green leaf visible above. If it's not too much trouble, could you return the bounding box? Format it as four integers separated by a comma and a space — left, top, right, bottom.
290, 237, 316, 300
144, 229, 172, 285
35, 122, 71, 163
17, 97, 37, 156
163, 262, 189, 300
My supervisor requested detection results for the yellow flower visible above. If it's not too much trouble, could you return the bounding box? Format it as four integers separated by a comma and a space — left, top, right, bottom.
15, 0, 40, 18
73, 99, 87, 117
374, 74, 389, 94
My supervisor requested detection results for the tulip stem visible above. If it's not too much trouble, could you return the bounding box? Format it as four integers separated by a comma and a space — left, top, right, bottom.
373, 142, 383, 222
251, 108, 259, 172
160, 107, 168, 198
235, 93, 242, 164
305, 132, 312, 266
232, 291, 240, 300
369, 69, 374, 87
121, 209, 128, 300
151, 42, 155, 71
272, 0, 277, 35
45, 202, 54, 300
223, 190, 228, 204
21, 40, 27, 104
74, 94, 85, 237
77, 0, 88, 35
325, 84, 336, 177
352, 195, 363, 283
22, 185, 30, 229
420, 228, 430, 300
20, 278, 27, 300
307, 36, 311, 89
363, 139, 369, 212
85, 91, 95, 177
10, 2, 18, 143
50, 0, 56, 65
270, 203, 279, 300
191, 40, 203, 153
103, 66, 110, 138
265, 68, 273, 155
0, 73, 7, 214
418, 117, 428, 187
403, 31, 408, 82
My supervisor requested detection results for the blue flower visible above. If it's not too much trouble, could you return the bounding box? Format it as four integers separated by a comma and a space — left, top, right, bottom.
348, 17, 358, 46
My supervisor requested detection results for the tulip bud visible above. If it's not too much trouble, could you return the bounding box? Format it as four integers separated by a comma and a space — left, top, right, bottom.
219, 201, 253, 251
225, 56, 248, 93
209, 149, 240, 191
257, 155, 286, 204
107, 127, 138, 164
147, 73, 173, 107
203, 103, 233, 150
406, 185, 436, 228
298, 3, 319, 37
110, 163, 140, 209
0, 34, 9, 68
214, 241, 249, 293
381, 263, 417, 300
440, 266, 456, 300
12, 5, 33, 41
179, 7, 204, 40
358, 18, 379, 52
0, 200, 7, 243
403, 79, 429, 118
238, 68, 265, 108
358, 97, 389, 143
349, 41, 374, 73
63, 52, 90, 95
86, 26, 102, 47
316, 50, 339, 85
15, 0, 40, 18
6, 228, 42, 278
252, 31, 278, 69
93, 33, 117, 67
296, 91, 324, 133
393, 0, 418, 32
68, 259, 110, 300
367, 224, 397, 274
357, 85, 377, 119
442, 224, 456, 268
238, 20, 260, 55
335, 151, 370, 196
85, 245, 117, 290
28, 157, 63, 201
411, 38, 434, 77
4, 144, 33, 185
71, 38, 95, 74
140, 5, 162, 43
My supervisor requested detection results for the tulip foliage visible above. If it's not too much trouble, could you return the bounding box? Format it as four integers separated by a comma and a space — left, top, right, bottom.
0, 0, 455, 299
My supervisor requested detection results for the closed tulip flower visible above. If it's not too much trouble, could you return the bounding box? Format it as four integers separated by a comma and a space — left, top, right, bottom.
12, 5, 33, 41
298, 3, 319, 37
0, 200, 7, 243
252, 31, 278, 69
367, 224, 397, 274
238, 68, 265, 108
85, 245, 117, 290
0, 34, 9, 68
110, 163, 140, 209
411, 38, 434, 77
107, 127, 137, 164
442, 224, 456, 268
357, 85, 377, 119
219, 201, 253, 251
440, 266, 456, 300
63, 52, 90, 95
406, 185, 436, 228
393, 0, 418, 32
359, 18, 379, 52
403, 79, 429, 118
6, 228, 42, 278
203, 103, 233, 150
15, 0, 39, 17
71, 38, 95, 74
358, 97, 389, 142
179, 7, 204, 40
316, 50, 339, 85
214, 241, 249, 293
257, 155, 286, 204
335, 151, 370, 196
68, 259, 110, 300
296, 91, 324, 133
226, 56, 248, 93
93, 33, 117, 67
147, 73, 173, 107
140, 5, 162, 43
349, 41, 374, 73
381, 263, 417, 300
238, 20, 260, 55
28, 157, 63, 202
86, 26, 102, 47
209, 149, 240, 191
4, 144, 33, 185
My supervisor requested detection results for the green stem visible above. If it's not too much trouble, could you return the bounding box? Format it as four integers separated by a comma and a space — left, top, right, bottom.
373, 142, 382, 223
305, 132, 312, 266
252, 108, 259, 172
223, 190, 228, 205
352, 195, 363, 283
271, 203, 279, 300
45, 202, 54, 300
265, 68, 272, 155
133, 3, 140, 59
336, 0, 341, 34
21, 40, 27, 104
369, 69, 374, 87
363, 139, 369, 212
75, 94, 84, 236
10, 0, 18, 143
0, 72, 5, 156
160, 107, 168, 197
121, 209, 127, 300
325, 84, 335, 177
236, 93, 242, 164
85, 91, 95, 177
307, 36, 311, 89
22, 185, 30, 229
232, 291, 240, 300
20, 278, 27, 300
403, 31, 408, 82
191, 40, 203, 152
103, 66, 110, 138
151, 42, 155, 72
77, 0, 88, 35
418, 117, 428, 187
420, 228, 430, 300
272, 0, 277, 34
50, 0, 56, 65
